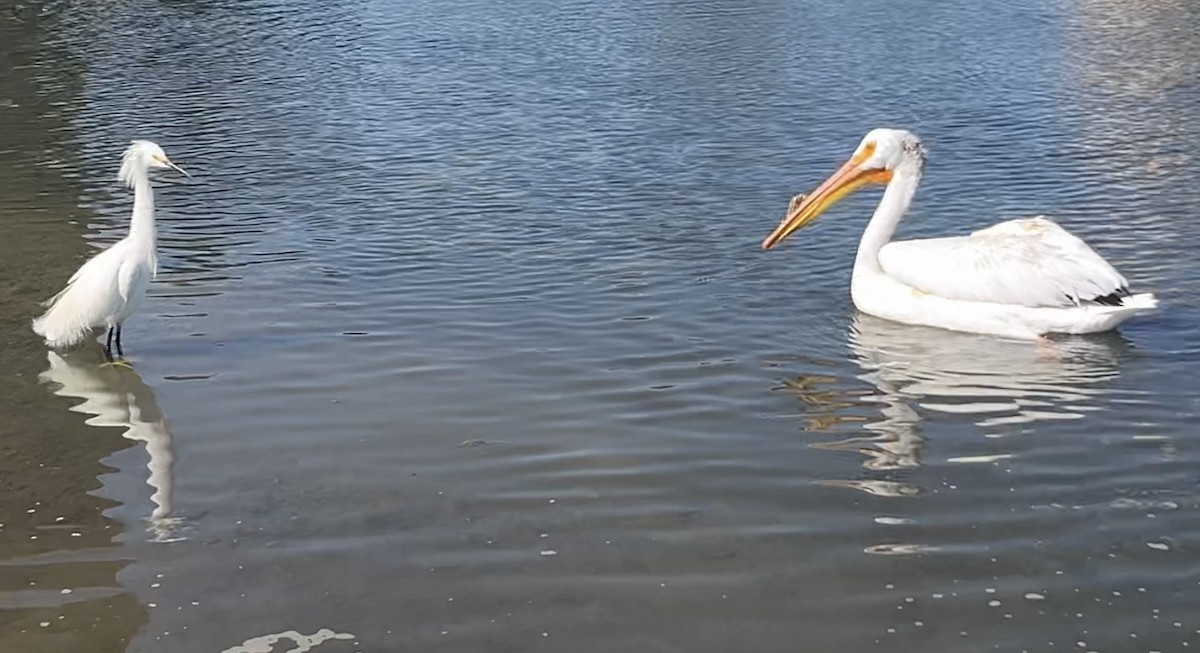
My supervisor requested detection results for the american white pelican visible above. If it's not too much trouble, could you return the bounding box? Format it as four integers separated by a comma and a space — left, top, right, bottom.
761, 129, 1157, 340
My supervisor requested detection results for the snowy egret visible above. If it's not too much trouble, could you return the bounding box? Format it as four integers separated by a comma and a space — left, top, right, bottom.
32, 140, 188, 360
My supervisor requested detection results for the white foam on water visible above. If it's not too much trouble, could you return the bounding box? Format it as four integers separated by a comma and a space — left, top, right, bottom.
221, 628, 355, 653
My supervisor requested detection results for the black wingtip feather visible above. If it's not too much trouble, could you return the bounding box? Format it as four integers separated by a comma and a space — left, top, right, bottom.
1065, 287, 1131, 307
1089, 286, 1131, 306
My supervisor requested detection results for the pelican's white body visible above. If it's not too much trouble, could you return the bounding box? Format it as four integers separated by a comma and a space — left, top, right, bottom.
33, 141, 167, 349
852, 266, 1157, 340
838, 130, 1157, 340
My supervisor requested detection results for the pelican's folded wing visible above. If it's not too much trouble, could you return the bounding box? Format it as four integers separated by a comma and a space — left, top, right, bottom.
877, 217, 1130, 308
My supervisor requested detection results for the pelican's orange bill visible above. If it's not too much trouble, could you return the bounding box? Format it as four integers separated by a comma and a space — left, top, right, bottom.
761, 144, 892, 250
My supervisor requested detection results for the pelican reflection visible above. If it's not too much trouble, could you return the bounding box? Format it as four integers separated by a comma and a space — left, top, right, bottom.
848, 313, 1125, 430
784, 315, 1127, 496
38, 351, 181, 542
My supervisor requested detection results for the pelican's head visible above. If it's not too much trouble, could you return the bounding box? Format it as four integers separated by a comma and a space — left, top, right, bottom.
118, 140, 189, 188
761, 128, 925, 250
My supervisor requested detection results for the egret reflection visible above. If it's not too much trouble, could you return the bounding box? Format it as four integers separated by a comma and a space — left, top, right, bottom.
38, 351, 181, 542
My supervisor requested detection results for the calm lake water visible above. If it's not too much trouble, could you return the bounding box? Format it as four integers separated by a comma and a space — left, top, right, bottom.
3, 0, 1200, 651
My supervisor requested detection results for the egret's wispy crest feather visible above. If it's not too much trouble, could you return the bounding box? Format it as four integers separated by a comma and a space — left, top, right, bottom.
118, 140, 154, 188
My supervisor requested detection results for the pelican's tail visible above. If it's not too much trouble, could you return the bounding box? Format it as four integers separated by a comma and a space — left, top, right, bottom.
1083, 292, 1158, 335
32, 282, 102, 350
1060, 292, 1159, 335
1120, 292, 1158, 315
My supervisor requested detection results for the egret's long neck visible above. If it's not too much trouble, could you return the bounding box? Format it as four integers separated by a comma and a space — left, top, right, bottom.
854, 162, 921, 272
128, 169, 156, 248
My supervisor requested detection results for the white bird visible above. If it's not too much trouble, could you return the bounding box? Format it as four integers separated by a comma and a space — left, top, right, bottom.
33, 140, 188, 360
761, 128, 1157, 340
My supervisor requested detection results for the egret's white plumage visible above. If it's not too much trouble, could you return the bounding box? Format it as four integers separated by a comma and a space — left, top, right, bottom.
762, 129, 1157, 340
33, 140, 187, 357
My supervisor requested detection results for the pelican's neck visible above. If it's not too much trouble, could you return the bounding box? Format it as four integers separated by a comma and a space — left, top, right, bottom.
854, 162, 922, 272
128, 171, 156, 248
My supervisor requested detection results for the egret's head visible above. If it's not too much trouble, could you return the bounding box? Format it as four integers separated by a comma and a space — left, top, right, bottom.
118, 140, 189, 188
761, 128, 926, 250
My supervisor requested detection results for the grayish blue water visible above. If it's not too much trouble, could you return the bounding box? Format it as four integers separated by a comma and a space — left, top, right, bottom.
3, 0, 1200, 651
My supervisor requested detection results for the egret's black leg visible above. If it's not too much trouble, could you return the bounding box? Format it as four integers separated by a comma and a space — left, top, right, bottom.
104, 327, 115, 362
115, 324, 124, 358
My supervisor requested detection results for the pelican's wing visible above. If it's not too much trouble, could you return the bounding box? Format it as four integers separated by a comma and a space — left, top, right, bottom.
878, 217, 1130, 307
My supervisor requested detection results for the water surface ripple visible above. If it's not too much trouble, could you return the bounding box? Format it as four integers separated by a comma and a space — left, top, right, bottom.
3, 0, 1200, 651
